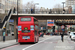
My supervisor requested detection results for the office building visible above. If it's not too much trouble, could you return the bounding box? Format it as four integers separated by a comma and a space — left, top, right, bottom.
0, 0, 22, 13
66, 0, 75, 7
0, 0, 5, 13
5, 0, 22, 13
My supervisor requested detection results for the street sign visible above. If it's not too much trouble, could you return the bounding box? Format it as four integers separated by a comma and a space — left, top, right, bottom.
47, 20, 54, 26
61, 25, 65, 29
62, 29, 64, 31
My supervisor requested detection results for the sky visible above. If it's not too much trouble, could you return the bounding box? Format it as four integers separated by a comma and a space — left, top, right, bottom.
22, 0, 66, 9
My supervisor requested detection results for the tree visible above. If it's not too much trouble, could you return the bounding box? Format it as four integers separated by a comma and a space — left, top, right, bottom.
53, 4, 63, 14
23, 1, 39, 14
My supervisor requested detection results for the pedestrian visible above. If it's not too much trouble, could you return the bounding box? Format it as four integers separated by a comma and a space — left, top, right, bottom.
60, 32, 64, 42
3, 27, 6, 42
33, 8, 35, 14
40, 32, 42, 37
42, 32, 44, 37
13, 7, 16, 13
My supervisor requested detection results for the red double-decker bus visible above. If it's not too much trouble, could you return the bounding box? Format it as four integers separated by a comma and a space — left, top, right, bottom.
18, 16, 39, 43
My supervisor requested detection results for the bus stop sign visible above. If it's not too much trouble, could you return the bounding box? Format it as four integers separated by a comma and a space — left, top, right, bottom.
62, 29, 64, 31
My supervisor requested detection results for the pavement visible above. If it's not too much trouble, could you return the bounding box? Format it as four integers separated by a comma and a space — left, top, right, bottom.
0, 35, 51, 49
0, 40, 18, 49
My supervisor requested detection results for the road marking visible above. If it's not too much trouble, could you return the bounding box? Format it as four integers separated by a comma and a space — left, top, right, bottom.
1, 44, 19, 50
22, 36, 55, 50
43, 41, 57, 43
68, 41, 75, 43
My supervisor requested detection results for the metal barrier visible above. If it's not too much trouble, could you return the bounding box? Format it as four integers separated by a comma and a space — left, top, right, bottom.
17, 9, 75, 14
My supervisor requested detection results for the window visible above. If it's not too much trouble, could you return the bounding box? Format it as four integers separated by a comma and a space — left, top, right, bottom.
11, 25, 14, 32
34, 30, 37, 35
0, 3, 5, 9
0, 3, 1, 8
6, 22, 9, 30
35, 25, 38, 29
21, 18, 31, 21
34, 18, 38, 24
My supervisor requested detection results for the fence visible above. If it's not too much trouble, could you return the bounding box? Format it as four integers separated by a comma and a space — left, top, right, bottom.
17, 9, 75, 14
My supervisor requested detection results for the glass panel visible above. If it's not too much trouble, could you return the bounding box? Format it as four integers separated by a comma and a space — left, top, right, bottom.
6, 22, 9, 29
34, 30, 37, 35
35, 25, 38, 29
21, 18, 31, 21
11, 25, 14, 32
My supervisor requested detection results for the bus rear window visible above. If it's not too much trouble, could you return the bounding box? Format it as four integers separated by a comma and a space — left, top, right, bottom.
21, 18, 31, 21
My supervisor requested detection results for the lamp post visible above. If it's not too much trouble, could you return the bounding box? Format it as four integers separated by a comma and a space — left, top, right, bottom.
34, 3, 39, 14
16, 0, 18, 42
62, 2, 65, 14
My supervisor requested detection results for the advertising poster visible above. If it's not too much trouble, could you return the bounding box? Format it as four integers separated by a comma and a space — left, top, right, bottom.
47, 20, 54, 26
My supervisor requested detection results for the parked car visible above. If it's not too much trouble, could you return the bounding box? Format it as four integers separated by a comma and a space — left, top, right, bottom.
71, 32, 75, 40
69, 32, 73, 38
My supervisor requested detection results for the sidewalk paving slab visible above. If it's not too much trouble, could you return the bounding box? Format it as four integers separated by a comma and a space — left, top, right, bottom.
0, 40, 18, 49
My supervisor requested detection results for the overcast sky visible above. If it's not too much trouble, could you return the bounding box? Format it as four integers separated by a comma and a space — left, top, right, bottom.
22, 0, 66, 9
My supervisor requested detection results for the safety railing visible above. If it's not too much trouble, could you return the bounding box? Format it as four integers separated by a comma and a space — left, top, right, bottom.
0, 9, 12, 29
17, 9, 75, 14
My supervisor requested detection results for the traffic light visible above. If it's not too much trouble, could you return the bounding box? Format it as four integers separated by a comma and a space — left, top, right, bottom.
53, 26, 55, 32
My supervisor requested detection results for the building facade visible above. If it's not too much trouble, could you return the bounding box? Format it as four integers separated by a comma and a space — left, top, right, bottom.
66, 0, 75, 7
0, 0, 22, 13
0, 0, 5, 13
5, 0, 22, 13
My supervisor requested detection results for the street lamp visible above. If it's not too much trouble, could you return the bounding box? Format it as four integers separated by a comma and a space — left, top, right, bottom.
62, 2, 65, 14
34, 3, 39, 14
16, 0, 18, 42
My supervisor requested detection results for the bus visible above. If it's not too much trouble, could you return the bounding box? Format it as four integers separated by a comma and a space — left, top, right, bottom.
18, 16, 39, 43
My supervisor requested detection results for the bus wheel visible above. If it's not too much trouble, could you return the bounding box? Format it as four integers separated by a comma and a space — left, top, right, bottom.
36, 41, 38, 43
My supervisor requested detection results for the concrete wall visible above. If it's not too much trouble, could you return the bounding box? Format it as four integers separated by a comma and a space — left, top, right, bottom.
13, 18, 17, 39
0, 31, 2, 36
0, 36, 15, 41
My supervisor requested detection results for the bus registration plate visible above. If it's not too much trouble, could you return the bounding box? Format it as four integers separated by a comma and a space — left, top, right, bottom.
22, 36, 30, 39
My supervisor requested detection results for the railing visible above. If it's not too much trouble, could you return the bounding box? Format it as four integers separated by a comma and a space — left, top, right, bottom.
55, 21, 75, 23
17, 9, 75, 14
0, 9, 12, 29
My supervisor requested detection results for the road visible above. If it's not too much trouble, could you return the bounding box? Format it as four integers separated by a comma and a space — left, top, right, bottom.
1, 36, 75, 50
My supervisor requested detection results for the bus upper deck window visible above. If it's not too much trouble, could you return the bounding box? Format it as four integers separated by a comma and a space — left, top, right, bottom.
21, 18, 31, 21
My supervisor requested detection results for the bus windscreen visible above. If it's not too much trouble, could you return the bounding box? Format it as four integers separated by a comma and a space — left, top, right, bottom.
21, 18, 31, 21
